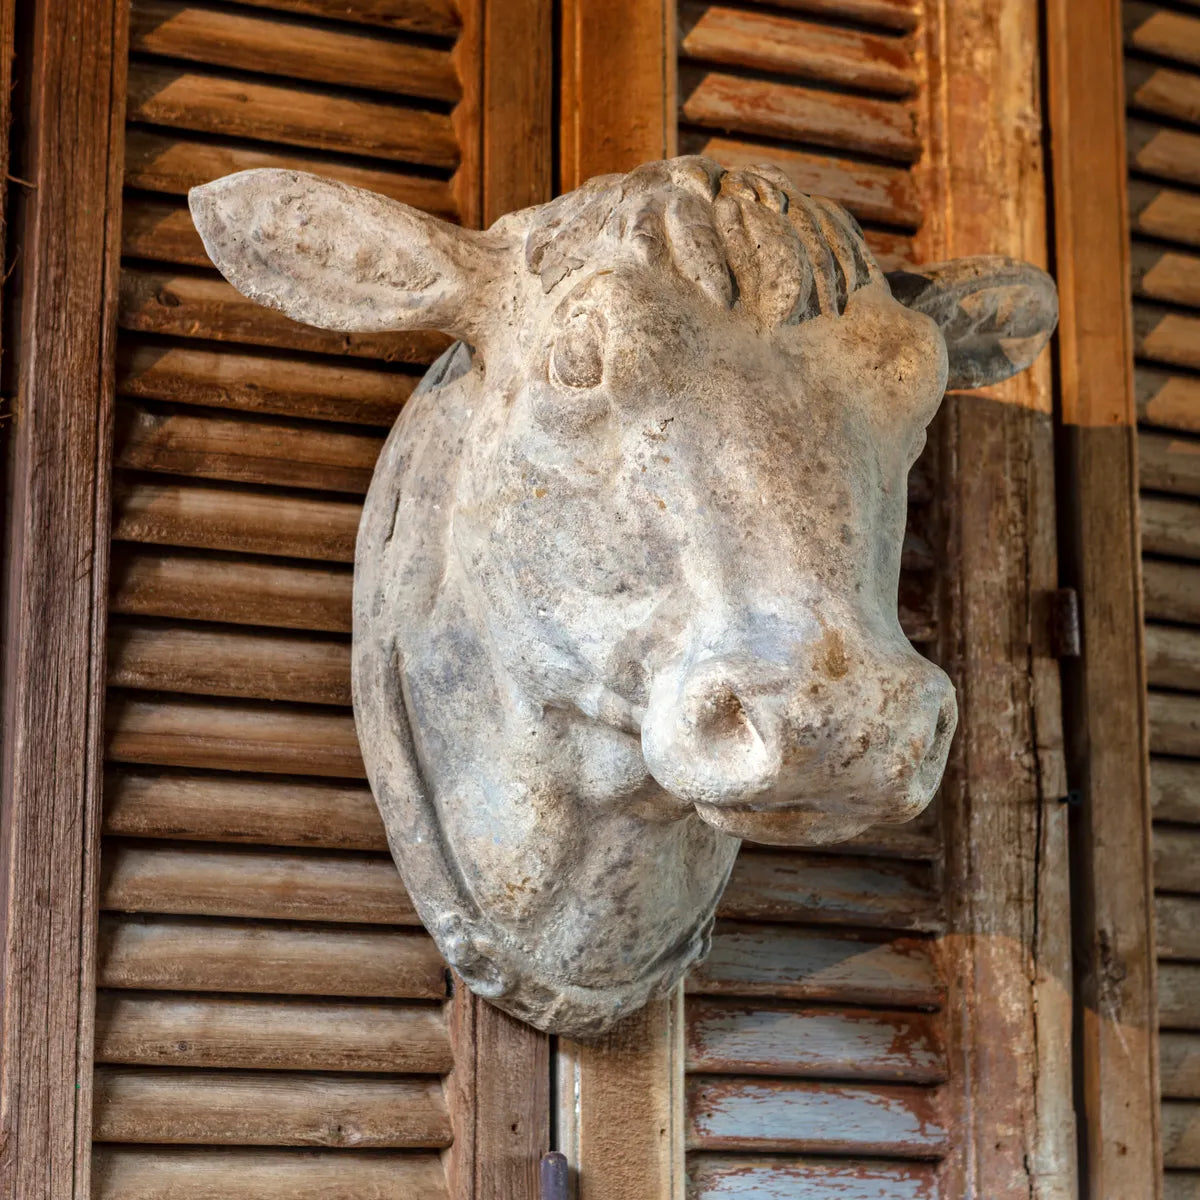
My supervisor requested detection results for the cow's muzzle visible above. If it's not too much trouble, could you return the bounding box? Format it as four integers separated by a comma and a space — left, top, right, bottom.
640, 647, 957, 845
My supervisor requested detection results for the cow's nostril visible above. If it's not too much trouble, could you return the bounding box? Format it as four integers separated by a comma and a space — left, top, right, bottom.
690, 685, 755, 745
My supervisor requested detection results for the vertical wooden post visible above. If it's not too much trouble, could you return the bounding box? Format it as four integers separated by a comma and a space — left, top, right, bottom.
1045, 0, 1163, 1195
0, 1, 126, 1197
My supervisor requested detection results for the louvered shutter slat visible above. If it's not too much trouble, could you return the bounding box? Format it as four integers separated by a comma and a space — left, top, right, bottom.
688, 1157, 938, 1200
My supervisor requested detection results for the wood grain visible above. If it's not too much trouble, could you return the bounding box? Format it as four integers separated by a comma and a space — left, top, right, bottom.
1142, 431, 1200, 496
97, 914, 446, 998
1143, 496, 1200, 560
1150, 691, 1200, 757
760, 0, 918, 32
1147, 624, 1200, 691
685, 1155, 938, 1200
220, 0, 458, 36
1153, 758, 1200, 824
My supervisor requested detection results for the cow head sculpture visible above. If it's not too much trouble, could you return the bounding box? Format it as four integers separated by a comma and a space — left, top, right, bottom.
190, 157, 1057, 1037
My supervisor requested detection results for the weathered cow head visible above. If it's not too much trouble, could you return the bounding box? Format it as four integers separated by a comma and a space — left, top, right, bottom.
191, 158, 1057, 1036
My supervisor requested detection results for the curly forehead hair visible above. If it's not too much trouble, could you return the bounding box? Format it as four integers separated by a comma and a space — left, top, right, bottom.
521, 155, 882, 327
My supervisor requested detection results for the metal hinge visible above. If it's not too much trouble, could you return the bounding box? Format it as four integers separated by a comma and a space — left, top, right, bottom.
1049, 587, 1081, 659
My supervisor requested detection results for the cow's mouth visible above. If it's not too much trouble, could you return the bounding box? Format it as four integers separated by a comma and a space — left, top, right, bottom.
691, 802, 873, 846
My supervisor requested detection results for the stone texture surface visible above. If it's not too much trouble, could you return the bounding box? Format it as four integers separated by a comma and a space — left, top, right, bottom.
190, 157, 1058, 1037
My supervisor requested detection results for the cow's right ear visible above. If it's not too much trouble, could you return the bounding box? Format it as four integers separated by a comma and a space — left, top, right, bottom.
886, 256, 1058, 390
189, 169, 509, 340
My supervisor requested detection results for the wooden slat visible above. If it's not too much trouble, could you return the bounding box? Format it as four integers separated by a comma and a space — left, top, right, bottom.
130, 0, 460, 102
679, 70, 919, 164
1129, 118, 1200, 188
95, 991, 451, 1073
1126, 3, 1200, 70
112, 479, 360, 561
1155, 825, 1200, 894
1165, 1101, 1200, 1169
1143, 496, 1200, 560
685, 1077, 947, 1156
1129, 181, 1200, 251
718, 851, 943, 932
124, 128, 456, 216
864, 230, 915, 272
100, 841, 412, 923
1138, 368, 1200, 434
1166, 1170, 1200, 1200
103, 767, 384, 848
110, 549, 353, 633
1134, 244, 1200, 310
1146, 561, 1200, 627
686, 922, 943, 1007
761, 0, 918, 32
1162, 965, 1200, 1029
105, 694, 363, 776
92, 1067, 451, 1147
92, 1147, 449, 1200
115, 402, 383, 492
1127, 60, 1200, 127
108, 621, 351, 705
678, 133, 920, 228
126, 62, 458, 168
1150, 691, 1200, 757
1141, 429, 1200, 496
1135, 303, 1200, 372
117, 340, 412, 426
119, 268, 451, 363
678, 5, 915, 97
685, 999, 945, 1082
1154, 758, 1200, 824
1163, 1032, 1200, 1099
221, 0, 457, 35
1158, 896, 1200, 961
123, 194, 211, 267
686, 1155, 938, 1200
1147, 623, 1200, 692
97, 914, 446, 998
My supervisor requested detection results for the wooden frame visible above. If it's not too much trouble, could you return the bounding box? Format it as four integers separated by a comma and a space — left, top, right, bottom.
0, 1, 128, 1196
1046, 0, 1163, 1194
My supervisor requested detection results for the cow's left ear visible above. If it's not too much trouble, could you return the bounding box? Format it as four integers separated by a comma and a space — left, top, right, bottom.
886, 256, 1058, 390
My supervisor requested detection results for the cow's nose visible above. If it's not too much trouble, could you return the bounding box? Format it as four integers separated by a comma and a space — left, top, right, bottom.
641, 650, 957, 846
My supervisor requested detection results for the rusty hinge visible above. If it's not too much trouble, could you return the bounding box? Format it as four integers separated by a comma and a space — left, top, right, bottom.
541, 1152, 569, 1200
1049, 587, 1081, 658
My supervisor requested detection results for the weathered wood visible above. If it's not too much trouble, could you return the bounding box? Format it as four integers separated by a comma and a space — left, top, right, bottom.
685, 1155, 938, 1200
1136, 303, 1200, 372
105, 693, 364, 776
1157, 896, 1200, 961
1143, 496, 1200, 560
678, 134, 921, 229
1127, 60, 1200, 126
110, 549, 353, 633
126, 62, 458, 168
1154, 826, 1200, 893
1153, 758, 1200, 824
1147, 624, 1200, 692
1161, 965, 1200, 1029
686, 922, 942, 1007
1163, 1033, 1200, 1099
685, 999, 945, 1082
1130, 182, 1200, 250
94, 991, 452, 1073
1150, 691, 1200, 757
111, 479, 361, 562
97, 914, 446, 998
679, 69, 919, 164
1164, 1101, 1200, 1168
760, 0, 918, 32
124, 128, 456, 216
117, 341, 413, 426
130, 0, 460, 101
92, 1147, 449, 1200
1134, 244, 1200, 310
1126, 3, 1200, 69
1128, 118, 1200, 187
119, 268, 451, 363
107, 621, 352, 706
1142, 431, 1200, 498
685, 1076, 946, 1156
92, 1067, 452, 1147
1165, 1170, 1200, 1200
718, 851, 943, 932
115, 402, 384, 493
100, 841, 412, 923
1145, 562, 1200, 627
103, 767, 383, 848
122, 195, 212, 267
863, 230, 916, 272
678, 5, 915, 97
226, 0, 456, 34
763, 810, 938, 861
1138, 368, 1200, 434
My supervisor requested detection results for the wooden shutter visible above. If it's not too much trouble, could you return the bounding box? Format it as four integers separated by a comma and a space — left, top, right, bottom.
88, 3, 550, 1197
1124, 4, 1200, 1196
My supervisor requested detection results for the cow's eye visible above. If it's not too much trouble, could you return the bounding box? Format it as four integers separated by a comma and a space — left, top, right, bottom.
549, 309, 606, 390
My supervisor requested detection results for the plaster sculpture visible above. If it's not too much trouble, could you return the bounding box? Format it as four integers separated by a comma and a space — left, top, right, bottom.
190, 157, 1058, 1038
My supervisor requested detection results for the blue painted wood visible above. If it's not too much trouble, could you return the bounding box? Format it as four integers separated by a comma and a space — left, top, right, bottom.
688, 1154, 939, 1199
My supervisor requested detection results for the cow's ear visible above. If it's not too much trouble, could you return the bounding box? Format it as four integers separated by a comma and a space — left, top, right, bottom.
886, 256, 1058, 390
189, 169, 509, 340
